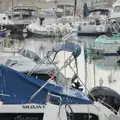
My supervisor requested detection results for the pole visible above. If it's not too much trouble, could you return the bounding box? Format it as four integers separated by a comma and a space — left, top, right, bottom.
93, 61, 96, 87
84, 42, 88, 94
12, 0, 14, 10
73, 0, 77, 26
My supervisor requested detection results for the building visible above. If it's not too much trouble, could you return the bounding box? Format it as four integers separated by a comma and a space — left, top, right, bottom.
0, 0, 116, 12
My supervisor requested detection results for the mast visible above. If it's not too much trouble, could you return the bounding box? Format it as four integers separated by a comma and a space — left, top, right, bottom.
74, 0, 77, 16
74, 0, 77, 25
84, 42, 88, 94
12, 0, 14, 10
93, 61, 96, 87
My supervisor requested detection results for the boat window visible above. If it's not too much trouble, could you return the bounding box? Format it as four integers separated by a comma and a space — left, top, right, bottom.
22, 14, 32, 19
24, 73, 56, 82
114, 6, 120, 12
89, 11, 108, 17
13, 14, 21, 19
70, 113, 99, 120
0, 113, 44, 120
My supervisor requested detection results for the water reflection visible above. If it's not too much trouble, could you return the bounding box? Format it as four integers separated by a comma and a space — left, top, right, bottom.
23, 37, 61, 59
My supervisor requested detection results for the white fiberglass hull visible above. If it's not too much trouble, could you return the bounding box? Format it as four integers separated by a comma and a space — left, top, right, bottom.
0, 102, 119, 120
78, 25, 108, 35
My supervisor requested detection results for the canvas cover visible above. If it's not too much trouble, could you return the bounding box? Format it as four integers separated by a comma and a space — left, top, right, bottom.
0, 65, 92, 104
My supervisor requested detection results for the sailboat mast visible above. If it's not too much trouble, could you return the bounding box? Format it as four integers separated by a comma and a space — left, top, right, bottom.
93, 61, 96, 87
12, 0, 14, 10
73, 0, 77, 25
84, 42, 88, 94
74, 0, 77, 16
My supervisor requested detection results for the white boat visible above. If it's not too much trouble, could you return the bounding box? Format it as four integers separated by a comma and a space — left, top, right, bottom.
26, 21, 73, 37
0, 5, 37, 34
77, 9, 110, 35
25, 5, 80, 38
4, 6, 37, 25
109, 0, 120, 23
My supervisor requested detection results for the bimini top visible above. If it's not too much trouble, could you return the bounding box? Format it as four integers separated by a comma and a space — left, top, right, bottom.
0, 65, 92, 104
53, 42, 81, 58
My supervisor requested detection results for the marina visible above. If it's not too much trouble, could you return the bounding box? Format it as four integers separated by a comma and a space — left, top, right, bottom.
0, 0, 119, 120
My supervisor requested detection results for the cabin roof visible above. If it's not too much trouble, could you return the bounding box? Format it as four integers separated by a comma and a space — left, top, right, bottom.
89, 9, 109, 13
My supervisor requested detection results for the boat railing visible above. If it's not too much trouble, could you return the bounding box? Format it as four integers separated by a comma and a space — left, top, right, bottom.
98, 99, 118, 114
46, 93, 62, 106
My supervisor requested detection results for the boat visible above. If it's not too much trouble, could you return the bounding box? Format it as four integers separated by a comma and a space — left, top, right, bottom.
109, 0, 120, 23
0, 5, 37, 34
89, 34, 120, 57
0, 41, 119, 120
26, 21, 73, 38
77, 8, 111, 35
25, 4, 80, 38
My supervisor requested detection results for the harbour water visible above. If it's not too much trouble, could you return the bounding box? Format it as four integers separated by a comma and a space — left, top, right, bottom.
17, 35, 120, 94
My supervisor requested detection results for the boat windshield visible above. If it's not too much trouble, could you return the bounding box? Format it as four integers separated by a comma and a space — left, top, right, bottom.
114, 6, 120, 12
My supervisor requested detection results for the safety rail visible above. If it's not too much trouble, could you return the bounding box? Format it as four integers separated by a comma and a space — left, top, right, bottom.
46, 93, 62, 106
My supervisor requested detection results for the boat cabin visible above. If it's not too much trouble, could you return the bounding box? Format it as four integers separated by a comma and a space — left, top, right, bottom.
88, 9, 109, 18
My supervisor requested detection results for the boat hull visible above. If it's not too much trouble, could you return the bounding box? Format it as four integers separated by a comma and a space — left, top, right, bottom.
0, 102, 118, 120
78, 25, 108, 36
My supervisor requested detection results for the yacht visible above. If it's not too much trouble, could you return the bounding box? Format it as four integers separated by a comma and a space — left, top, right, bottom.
77, 9, 110, 35
0, 5, 37, 34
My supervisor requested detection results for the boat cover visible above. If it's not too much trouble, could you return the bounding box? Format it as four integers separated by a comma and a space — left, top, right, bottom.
53, 42, 81, 58
0, 65, 92, 104
88, 86, 120, 112
88, 86, 120, 100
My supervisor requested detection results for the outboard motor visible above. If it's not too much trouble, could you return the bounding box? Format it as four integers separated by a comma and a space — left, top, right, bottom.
88, 86, 120, 114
